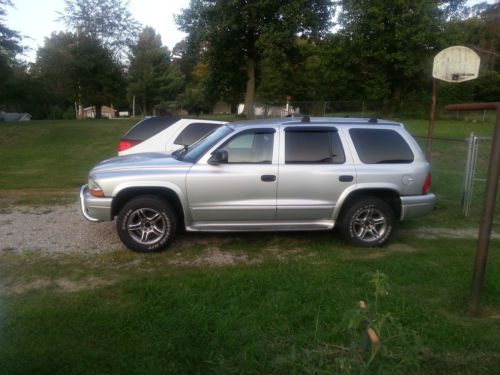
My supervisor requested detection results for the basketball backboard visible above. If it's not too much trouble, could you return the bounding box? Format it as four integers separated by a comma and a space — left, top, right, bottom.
433, 46, 480, 83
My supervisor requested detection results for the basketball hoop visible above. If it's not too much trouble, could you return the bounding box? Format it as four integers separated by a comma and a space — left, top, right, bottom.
427, 46, 481, 160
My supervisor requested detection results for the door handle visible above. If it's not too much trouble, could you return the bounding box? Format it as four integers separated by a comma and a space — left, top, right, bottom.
261, 175, 276, 182
339, 175, 354, 182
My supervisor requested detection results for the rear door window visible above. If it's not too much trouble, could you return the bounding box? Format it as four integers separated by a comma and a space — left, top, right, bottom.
122, 116, 179, 141
285, 127, 345, 164
349, 129, 414, 164
174, 123, 222, 146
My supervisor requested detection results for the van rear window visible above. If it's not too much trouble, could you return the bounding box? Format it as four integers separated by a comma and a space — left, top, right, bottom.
349, 129, 414, 164
122, 116, 179, 141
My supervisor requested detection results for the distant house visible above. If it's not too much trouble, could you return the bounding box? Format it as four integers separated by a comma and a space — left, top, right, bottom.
213, 101, 231, 114
81, 106, 117, 119
0, 111, 31, 122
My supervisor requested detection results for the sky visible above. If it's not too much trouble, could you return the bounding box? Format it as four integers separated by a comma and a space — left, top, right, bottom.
4, 0, 496, 63
5, 0, 190, 62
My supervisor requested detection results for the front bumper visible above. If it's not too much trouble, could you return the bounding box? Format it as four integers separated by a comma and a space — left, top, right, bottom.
400, 193, 436, 220
79, 185, 113, 222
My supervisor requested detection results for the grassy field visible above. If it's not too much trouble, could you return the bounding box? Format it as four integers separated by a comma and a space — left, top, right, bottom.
1, 236, 500, 373
1, 116, 500, 373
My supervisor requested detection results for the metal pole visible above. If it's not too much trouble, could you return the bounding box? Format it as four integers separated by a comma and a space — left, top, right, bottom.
427, 78, 437, 160
462, 132, 474, 216
469, 106, 500, 315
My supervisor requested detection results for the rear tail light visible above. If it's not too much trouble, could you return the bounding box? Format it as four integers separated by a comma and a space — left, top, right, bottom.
118, 139, 142, 152
422, 173, 431, 194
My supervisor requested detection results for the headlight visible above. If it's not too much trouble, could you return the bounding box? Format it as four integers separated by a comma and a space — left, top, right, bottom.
88, 178, 104, 197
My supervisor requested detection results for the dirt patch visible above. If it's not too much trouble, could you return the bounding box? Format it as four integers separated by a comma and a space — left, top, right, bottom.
400, 227, 500, 240
0, 276, 116, 296
169, 247, 252, 267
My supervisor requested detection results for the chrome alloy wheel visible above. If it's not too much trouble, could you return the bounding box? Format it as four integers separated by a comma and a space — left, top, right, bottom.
126, 208, 166, 245
351, 207, 388, 242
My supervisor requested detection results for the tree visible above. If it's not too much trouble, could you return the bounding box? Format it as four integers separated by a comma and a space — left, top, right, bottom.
0, 0, 23, 105
177, 0, 334, 117
336, 0, 467, 113
58, 0, 140, 60
128, 27, 184, 115
442, 2, 500, 104
34, 32, 125, 119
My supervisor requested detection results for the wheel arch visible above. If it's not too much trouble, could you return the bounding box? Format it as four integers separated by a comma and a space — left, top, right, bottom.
334, 188, 401, 222
111, 186, 188, 227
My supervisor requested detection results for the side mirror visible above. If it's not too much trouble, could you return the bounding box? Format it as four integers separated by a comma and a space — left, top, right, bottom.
208, 149, 228, 165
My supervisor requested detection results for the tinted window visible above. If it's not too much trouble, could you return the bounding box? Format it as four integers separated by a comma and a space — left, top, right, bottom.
349, 129, 414, 164
219, 130, 274, 164
174, 123, 221, 146
122, 116, 179, 141
285, 130, 345, 164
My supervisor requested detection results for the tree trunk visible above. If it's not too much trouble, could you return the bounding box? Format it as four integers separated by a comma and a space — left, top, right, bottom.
244, 58, 256, 119
94, 104, 102, 119
383, 84, 402, 115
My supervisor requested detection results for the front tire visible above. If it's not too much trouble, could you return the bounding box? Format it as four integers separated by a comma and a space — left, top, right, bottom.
117, 195, 177, 252
339, 198, 394, 247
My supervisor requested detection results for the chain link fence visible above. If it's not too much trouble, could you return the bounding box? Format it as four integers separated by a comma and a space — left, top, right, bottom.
415, 134, 500, 226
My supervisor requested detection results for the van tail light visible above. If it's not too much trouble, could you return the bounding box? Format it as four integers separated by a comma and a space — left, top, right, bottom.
422, 173, 431, 194
118, 139, 142, 152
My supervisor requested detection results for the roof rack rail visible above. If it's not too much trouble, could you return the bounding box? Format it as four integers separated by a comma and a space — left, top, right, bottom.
285, 113, 305, 118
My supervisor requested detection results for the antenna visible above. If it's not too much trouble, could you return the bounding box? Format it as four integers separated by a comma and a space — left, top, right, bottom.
368, 117, 378, 124
301, 116, 310, 123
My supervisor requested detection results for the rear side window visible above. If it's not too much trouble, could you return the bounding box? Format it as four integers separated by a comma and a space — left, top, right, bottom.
174, 123, 221, 146
349, 129, 414, 164
122, 116, 179, 141
285, 128, 345, 164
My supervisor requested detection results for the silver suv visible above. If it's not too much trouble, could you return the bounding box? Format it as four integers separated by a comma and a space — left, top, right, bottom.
80, 117, 435, 252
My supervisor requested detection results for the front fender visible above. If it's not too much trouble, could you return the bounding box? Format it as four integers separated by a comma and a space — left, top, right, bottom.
112, 181, 191, 225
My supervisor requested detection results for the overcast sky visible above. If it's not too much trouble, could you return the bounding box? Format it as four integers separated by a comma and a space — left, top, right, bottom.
4, 0, 495, 63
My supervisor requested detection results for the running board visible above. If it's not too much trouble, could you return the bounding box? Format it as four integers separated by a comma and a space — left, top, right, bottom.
185, 220, 334, 232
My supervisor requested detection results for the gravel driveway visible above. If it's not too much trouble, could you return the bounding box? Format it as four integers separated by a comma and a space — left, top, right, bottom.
1, 203, 498, 255
1, 204, 123, 254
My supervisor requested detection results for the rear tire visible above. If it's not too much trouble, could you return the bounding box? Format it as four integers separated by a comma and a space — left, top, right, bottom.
117, 195, 177, 252
339, 197, 394, 247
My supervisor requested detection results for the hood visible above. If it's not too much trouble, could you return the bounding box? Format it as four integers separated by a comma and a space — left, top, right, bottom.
91, 152, 192, 173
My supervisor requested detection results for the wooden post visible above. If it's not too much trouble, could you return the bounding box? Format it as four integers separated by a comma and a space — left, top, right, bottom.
446, 103, 500, 316
427, 78, 437, 160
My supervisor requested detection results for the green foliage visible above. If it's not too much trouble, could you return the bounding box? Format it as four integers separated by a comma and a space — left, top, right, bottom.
32, 32, 126, 118
176, 0, 334, 112
58, 0, 140, 59
0, 0, 23, 107
335, 0, 467, 112
329, 271, 422, 373
128, 27, 185, 115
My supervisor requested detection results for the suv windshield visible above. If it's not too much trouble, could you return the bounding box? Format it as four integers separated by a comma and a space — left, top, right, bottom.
174, 125, 234, 163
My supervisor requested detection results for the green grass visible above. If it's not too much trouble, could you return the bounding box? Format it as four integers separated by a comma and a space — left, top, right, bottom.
0, 119, 135, 190
1, 235, 500, 373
